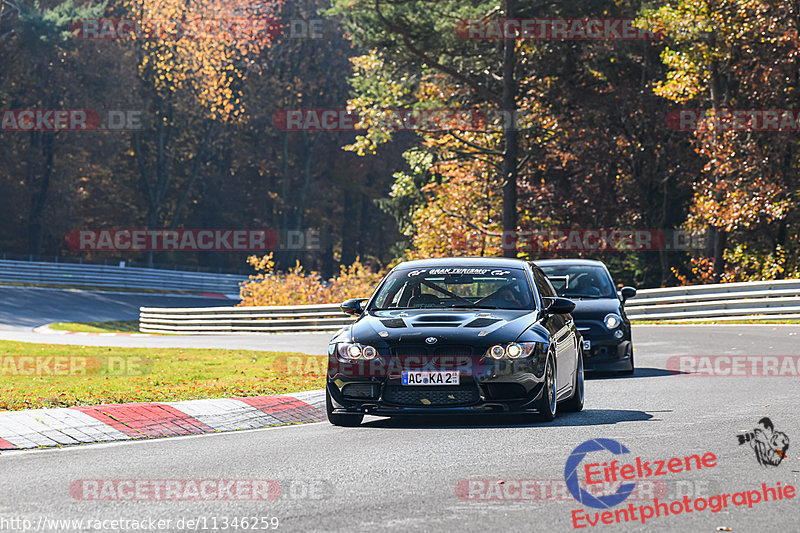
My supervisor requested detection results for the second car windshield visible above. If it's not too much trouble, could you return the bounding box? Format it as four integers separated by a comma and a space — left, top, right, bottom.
539, 265, 617, 299
371, 267, 535, 310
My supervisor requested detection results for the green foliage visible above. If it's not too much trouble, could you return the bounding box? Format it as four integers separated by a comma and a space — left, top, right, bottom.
376, 148, 436, 237
725, 244, 800, 281
16, 0, 106, 43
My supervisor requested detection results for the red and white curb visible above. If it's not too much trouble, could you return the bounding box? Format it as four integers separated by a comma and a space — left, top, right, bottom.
0, 390, 324, 450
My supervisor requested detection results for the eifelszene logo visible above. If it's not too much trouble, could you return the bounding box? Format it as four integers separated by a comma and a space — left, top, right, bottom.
738, 418, 790, 466
565, 438, 637, 508
564, 438, 718, 509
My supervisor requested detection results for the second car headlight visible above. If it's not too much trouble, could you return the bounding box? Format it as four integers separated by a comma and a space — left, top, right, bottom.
604, 313, 622, 330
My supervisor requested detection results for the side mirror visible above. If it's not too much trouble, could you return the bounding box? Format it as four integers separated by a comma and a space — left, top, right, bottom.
341, 298, 367, 316
619, 286, 637, 303
544, 297, 576, 316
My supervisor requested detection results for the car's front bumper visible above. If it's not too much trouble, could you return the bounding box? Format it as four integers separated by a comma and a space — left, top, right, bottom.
327, 373, 549, 416
578, 326, 632, 372
584, 342, 632, 372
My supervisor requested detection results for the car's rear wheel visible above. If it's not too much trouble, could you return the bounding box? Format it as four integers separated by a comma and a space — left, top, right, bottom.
326, 387, 364, 427
561, 347, 584, 412
533, 356, 557, 422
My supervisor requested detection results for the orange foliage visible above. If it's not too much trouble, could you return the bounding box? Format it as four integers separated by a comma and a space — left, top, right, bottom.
238, 253, 385, 306
671, 257, 718, 286
405, 157, 502, 260
127, 0, 283, 120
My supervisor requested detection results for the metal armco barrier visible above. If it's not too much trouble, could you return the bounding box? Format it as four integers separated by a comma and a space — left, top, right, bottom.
626, 279, 800, 321
139, 304, 355, 333
138, 279, 800, 334
0, 259, 247, 294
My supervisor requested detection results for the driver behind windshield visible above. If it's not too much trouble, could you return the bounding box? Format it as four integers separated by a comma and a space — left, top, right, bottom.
541, 266, 616, 298
371, 269, 534, 310
572, 275, 602, 297
477, 282, 530, 308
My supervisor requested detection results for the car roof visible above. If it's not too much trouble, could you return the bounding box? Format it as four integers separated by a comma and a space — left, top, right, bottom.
534, 259, 607, 267
392, 257, 530, 270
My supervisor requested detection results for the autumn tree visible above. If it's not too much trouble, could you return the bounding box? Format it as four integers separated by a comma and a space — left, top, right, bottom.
328, 0, 531, 256
640, 0, 800, 282
0, 0, 106, 255
123, 0, 283, 265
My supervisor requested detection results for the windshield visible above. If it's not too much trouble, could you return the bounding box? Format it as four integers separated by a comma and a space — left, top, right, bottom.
539, 264, 617, 299
371, 267, 535, 310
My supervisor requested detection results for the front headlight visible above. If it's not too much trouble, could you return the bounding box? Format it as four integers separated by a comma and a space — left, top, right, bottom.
604, 313, 622, 330
486, 342, 539, 359
337, 343, 378, 360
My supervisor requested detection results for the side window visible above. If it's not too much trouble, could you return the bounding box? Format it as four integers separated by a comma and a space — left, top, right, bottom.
532, 268, 556, 298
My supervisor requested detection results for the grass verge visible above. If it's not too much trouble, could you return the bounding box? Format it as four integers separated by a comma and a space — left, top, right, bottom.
48, 320, 141, 333
0, 340, 325, 411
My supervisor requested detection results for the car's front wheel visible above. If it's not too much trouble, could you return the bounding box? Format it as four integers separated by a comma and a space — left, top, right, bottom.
326, 387, 364, 427
533, 356, 557, 422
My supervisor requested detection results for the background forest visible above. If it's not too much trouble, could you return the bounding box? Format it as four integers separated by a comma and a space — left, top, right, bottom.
2, 0, 799, 290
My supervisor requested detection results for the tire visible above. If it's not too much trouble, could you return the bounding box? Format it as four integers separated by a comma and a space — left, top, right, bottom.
326, 387, 364, 427
533, 356, 557, 422
621, 346, 635, 375
562, 347, 584, 412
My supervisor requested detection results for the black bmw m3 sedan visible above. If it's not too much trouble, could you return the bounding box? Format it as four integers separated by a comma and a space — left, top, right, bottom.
325, 258, 584, 426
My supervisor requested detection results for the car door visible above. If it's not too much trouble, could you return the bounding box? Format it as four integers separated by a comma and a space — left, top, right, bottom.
531, 266, 577, 396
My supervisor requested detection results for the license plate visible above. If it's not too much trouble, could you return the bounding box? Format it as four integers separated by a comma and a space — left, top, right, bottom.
583, 340, 591, 351
402, 371, 459, 386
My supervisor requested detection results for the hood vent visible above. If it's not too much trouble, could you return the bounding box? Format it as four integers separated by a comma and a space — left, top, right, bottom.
414, 315, 462, 322
410, 315, 464, 327
464, 318, 501, 328
381, 318, 407, 328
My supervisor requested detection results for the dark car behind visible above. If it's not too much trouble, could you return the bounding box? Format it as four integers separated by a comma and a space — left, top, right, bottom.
535, 259, 636, 374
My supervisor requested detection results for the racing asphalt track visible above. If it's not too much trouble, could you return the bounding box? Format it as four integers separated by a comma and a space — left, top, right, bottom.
0, 286, 329, 353
0, 286, 799, 532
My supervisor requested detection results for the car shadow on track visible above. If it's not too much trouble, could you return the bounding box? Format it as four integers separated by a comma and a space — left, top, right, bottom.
586, 367, 687, 380
361, 408, 653, 429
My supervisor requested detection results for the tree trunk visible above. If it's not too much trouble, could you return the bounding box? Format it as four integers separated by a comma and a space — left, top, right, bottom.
27, 131, 56, 256
708, 38, 726, 283
501, 0, 519, 258
133, 98, 174, 268
340, 189, 357, 266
